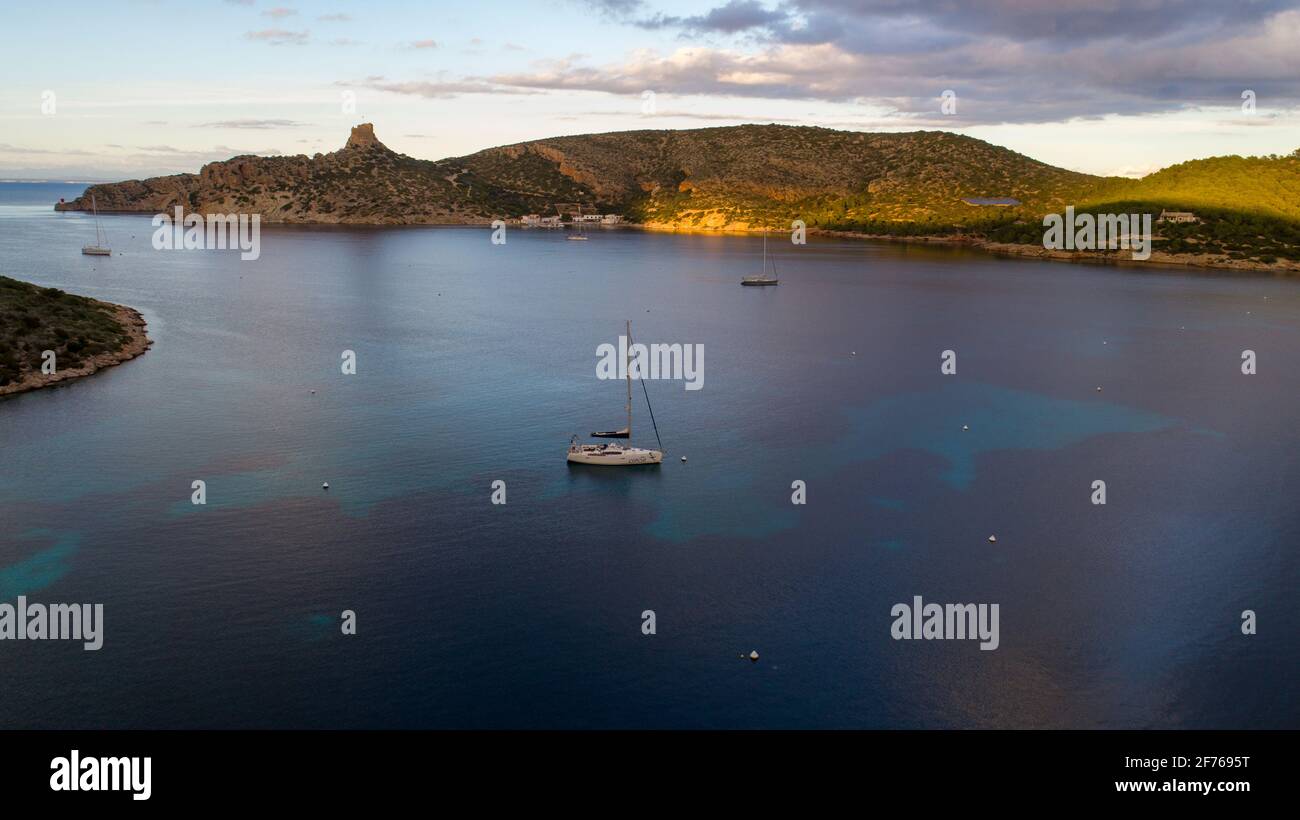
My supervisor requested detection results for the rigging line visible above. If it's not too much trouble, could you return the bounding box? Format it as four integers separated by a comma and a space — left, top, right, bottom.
640, 375, 664, 453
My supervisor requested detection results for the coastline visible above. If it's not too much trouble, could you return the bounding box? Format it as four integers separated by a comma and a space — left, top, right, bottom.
52, 202, 1299, 273
635, 222, 1300, 274
815, 229, 1300, 274
0, 301, 152, 398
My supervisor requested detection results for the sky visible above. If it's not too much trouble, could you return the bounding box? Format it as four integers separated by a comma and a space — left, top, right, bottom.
1, 0, 1298, 180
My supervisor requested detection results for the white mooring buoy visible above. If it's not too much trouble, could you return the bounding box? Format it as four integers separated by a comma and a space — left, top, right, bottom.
322, 482, 330, 490
748, 650, 759, 662
680, 456, 687, 462
988, 535, 997, 543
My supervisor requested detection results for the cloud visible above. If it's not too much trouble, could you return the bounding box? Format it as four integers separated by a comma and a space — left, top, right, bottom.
344, 78, 541, 98
245, 28, 310, 45
263, 7, 298, 19
641, 1, 1296, 46
0, 143, 94, 156
318, 13, 351, 21
410, 39, 439, 49
196, 119, 310, 129
585, 0, 645, 16
474, 7, 1300, 124
637, 0, 786, 33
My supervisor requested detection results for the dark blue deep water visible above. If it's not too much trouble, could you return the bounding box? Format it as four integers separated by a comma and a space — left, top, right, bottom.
1, 182, 1298, 728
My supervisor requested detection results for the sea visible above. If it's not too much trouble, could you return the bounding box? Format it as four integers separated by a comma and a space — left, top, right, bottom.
1, 181, 1297, 728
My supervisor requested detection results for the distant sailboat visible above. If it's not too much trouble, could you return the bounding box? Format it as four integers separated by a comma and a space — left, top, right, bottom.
568, 320, 664, 465
741, 232, 778, 285
81, 194, 111, 256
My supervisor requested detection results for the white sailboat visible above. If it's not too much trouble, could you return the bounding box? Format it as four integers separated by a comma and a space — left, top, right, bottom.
741, 232, 778, 285
568, 320, 664, 466
81, 194, 111, 256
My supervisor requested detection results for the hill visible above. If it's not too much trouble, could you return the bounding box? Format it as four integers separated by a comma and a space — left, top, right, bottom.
55, 123, 1104, 228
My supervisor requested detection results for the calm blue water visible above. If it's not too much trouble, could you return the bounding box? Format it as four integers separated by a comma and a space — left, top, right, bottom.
2, 182, 1298, 728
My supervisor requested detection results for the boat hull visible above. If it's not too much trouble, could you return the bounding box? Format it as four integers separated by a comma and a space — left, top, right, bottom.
82, 247, 111, 256
567, 445, 663, 465
741, 278, 777, 286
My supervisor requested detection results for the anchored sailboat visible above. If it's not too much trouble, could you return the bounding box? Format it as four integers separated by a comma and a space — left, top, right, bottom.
741, 232, 777, 285
568, 320, 664, 465
81, 194, 111, 256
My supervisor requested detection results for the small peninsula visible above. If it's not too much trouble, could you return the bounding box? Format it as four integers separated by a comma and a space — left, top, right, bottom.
0, 276, 151, 397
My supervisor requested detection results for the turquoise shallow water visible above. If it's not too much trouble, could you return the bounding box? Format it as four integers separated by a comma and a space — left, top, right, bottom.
1, 182, 1298, 728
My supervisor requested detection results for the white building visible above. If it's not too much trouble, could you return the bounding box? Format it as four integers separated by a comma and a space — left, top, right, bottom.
1157, 210, 1199, 224
521, 214, 541, 226
601, 214, 624, 224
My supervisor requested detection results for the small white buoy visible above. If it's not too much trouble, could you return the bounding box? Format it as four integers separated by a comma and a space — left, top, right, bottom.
310, 389, 316, 394
988, 535, 997, 543
680, 456, 687, 462
322, 482, 330, 490
962, 424, 969, 431
851, 351, 856, 356
748, 650, 759, 662
1096, 386, 1103, 392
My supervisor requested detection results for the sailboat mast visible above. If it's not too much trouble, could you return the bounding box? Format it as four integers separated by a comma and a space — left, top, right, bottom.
625, 319, 633, 435
92, 194, 103, 245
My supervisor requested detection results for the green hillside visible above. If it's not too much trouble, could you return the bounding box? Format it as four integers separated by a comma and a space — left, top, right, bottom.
0, 276, 134, 387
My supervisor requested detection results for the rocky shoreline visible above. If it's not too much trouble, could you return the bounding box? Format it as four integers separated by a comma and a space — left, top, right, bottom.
0, 302, 152, 398
640, 224, 1299, 274
816, 230, 1300, 274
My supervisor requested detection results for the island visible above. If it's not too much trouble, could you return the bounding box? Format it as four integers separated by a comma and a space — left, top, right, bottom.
54, 123, 1300, 273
